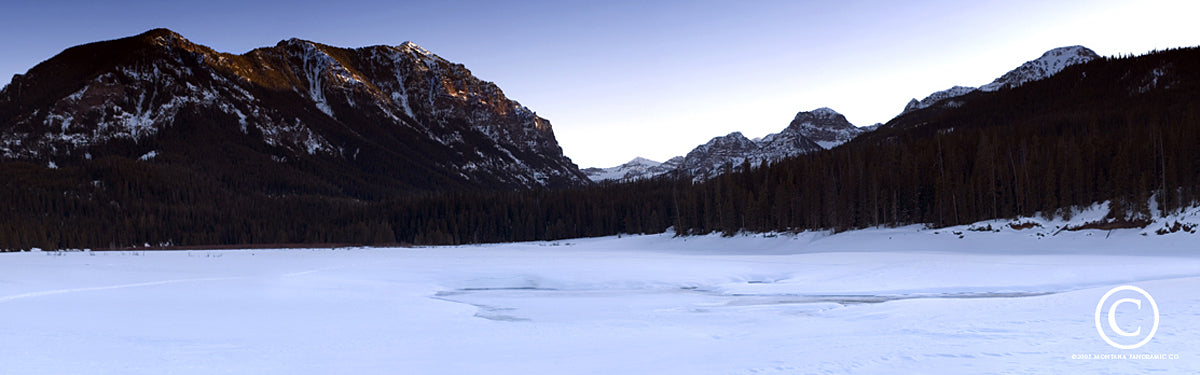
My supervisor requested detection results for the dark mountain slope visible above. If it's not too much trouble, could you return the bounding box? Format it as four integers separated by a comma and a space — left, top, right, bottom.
0, 29, 594, 249
0, 29, 588, 200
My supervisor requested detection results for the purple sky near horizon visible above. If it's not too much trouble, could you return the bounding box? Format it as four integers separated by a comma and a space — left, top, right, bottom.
3, 0, 1198, 167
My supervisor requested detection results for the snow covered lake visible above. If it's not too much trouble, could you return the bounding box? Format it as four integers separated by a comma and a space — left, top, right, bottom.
2, 226, 1198, 374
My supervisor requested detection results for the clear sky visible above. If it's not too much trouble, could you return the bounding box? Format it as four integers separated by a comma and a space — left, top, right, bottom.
2, 0, 1198, 168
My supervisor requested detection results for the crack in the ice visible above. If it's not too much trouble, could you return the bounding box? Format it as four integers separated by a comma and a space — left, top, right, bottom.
430, 293, 532, 322
0, 276, 241, 303
716, 291, 1057, 305
430, 287, 1060, 321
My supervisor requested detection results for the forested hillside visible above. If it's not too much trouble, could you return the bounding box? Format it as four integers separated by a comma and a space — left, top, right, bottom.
674, 47, 1200, 234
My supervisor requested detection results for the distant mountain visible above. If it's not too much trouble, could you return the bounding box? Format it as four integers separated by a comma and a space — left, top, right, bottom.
775, 107, 865, 149
596, 107, 867, 182
582, 156, 681, 182
0, 29, 589, 197
675, 131, 775, 179
902, 46, 1100, 114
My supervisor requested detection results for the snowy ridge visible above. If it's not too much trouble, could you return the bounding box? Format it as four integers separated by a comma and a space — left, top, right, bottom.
902, 85, 976, 113
902, 46, 1099, 114
980, 45, 1100, 91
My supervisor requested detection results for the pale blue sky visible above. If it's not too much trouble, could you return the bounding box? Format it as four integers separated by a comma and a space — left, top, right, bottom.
2, 0, 1198, 167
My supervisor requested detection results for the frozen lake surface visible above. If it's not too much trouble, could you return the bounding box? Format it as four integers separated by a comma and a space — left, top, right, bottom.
2, 224, 1198, 374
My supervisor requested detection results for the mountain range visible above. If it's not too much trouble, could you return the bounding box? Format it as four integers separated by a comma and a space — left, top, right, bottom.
585, 45, 1099, 183
4, 29, 1197, 250
0, 32, 1107, 189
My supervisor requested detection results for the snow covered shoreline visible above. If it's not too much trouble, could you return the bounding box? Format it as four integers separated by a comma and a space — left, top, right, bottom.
1, 207, 1198, 374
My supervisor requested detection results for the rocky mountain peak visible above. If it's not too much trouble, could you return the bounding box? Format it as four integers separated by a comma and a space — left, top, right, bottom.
397, 41, 434, 56
138, 28, 187, 45
785, 107, 862, 149
709, 131, 755, 146
808, 107, 840, 118
789, 107, 851, 128
1040, 45, 1098, 59
628, 156, 658, 165
131, 28, 221, 58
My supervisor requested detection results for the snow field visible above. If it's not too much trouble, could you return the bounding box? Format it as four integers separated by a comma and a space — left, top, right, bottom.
1, 225, 1198, 374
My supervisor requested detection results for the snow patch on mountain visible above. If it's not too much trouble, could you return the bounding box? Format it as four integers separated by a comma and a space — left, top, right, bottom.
285, 39, 369, 117
1134, 63, 1176, 94
260, 118, 334, 155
